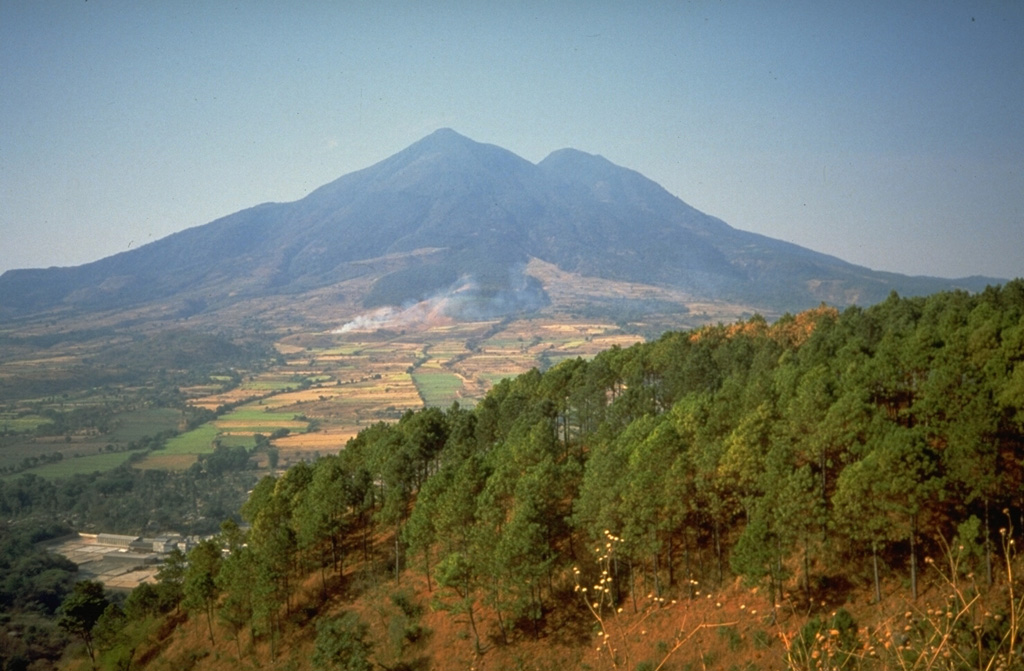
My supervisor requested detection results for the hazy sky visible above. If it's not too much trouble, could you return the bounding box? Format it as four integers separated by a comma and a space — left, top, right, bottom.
2, 1, 1022, 280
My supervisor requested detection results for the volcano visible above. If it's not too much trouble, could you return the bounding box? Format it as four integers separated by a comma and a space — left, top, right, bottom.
0, 129, 1000, 324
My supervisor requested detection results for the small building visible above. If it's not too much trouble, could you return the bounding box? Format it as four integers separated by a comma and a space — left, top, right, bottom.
96, 533, 141, 549
149, 535, 182, 553
105, 551, 161, 566
129, 538, 153, 552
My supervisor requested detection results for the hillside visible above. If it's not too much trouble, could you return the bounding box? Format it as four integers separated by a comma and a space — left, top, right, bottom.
0, 129, 1001, 328
48, 283, 1024, 671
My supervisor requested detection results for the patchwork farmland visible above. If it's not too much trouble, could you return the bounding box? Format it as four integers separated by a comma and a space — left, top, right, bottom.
179, 317, 643, 468
1, 315, 644, 478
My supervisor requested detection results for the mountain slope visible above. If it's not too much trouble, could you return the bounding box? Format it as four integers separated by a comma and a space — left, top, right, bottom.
0, 129, 1002, 321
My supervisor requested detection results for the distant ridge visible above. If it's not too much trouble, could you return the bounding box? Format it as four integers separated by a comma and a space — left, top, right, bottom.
0, 129, 1004, 322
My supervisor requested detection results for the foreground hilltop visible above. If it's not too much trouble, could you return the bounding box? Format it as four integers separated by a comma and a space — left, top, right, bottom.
43, 285, 1024, 671
0, 129, 1001, 327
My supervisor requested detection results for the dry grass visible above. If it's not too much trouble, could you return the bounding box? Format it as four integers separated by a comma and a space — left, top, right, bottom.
72, 499, 1024, 671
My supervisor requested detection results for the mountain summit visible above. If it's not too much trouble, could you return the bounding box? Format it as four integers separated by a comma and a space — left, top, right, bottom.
0, 129, 1000, 322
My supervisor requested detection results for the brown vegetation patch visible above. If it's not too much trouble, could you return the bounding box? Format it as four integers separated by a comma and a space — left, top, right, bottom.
134, 453, 198, 470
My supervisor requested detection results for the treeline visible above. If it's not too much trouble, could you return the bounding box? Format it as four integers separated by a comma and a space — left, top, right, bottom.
0, 445, 260, 670
156, 282, 1024, 662
0, 522, 79, 669
0, 327, 275, 407
0, 448, 258, 535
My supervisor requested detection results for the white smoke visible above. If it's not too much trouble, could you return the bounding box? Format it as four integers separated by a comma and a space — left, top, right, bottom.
332, 278, 473, 333
333, 306, 403, 333
332, 268, 548, 334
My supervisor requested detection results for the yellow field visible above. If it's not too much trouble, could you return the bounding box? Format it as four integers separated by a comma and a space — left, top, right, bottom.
0, 249, 766, 478
180, 316, 651, 463
0, 256, 767, 478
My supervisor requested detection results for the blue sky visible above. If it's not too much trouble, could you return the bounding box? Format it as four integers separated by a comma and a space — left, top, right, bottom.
2, 1, 1022, 280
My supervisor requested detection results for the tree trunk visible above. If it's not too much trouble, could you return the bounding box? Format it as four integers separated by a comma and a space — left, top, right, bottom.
466, 596, 482, 655
653, 546, 662, 597
872, 539, 882, 604
629, 559, 638, 613
667, 536, 675, 588
713, 518, 723, 586
820, 446, 830, 543
320, 553, 328, 598
362, 515, 370, 562
910, 513, 918, 601
394, 522, 401, 584
532, 583, 543, 640
84, 636, 97, 670
776, 537, 785, 607
205, 604, 215, 643
683, 535, 693, 599
493, 584, 509, 646
612, 555, 621, 604
984, 497, 993, 587
697, 540, 705, 586
803, 539, 812, 605
269, 613, 278, 660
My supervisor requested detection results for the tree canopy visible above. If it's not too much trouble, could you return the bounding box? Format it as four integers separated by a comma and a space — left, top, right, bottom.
82, 281, 1024, 667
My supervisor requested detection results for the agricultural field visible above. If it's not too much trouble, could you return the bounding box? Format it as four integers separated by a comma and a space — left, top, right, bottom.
182, 375, 309, 410
217, 316, 645, 464
18, 450, 138, 479
137, 315, 649, 468
0, 404, 183, 479
108, 408, 183, 441
1, 312, 653, 477
0, 249, 761, 481
411, 369, 465, 407
133, 403, 313, 470
0, 412, 48, 433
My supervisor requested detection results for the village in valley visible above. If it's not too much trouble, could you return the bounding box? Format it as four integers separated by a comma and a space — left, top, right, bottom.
44, 532, 195, 591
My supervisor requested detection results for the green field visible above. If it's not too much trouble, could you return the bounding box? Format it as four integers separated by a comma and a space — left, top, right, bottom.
162, 424, 219, 455
135, 453, 199, 471
0, 406, 185, 478
159, 405, 305, 457
1, 314, 645, 480
216, 406, 309, 433
411, 371, 464, 407
0, 414, 47, 433
477, 372, 514, 386
17, 451, 136, 479
241, 380, 300, 391
218, 435, 257, 449
109, 407, 181, 442
217, 407, 285, 421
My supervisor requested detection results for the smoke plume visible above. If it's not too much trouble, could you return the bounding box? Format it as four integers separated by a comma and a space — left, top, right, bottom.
333, 268, 549, 333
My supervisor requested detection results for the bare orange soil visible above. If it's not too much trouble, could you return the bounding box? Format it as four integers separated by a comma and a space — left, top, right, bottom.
71, 523, 1023, 671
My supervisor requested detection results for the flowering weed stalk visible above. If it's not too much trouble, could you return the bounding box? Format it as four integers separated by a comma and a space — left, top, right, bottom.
573, 530, 726, 670
780, 514, 1023, 671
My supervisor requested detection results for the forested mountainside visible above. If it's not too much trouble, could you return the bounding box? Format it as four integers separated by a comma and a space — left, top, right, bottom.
49, 282, 1024, 670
